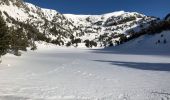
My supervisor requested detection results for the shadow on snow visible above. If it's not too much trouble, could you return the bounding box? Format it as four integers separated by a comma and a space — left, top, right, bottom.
94, 60, 170, 72
90, 46, 170, 56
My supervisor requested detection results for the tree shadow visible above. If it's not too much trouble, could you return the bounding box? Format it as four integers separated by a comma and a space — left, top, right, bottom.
94, 60, 170, 72
91, 46, 170, 56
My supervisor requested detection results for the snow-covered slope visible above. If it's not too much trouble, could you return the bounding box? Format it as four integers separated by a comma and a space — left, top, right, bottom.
0, 0, 158, 48
1, 25, 170, 100
64, 11, 156, 46
1, 1, 170, 99
0, 41, 170, 100
0, 0, 76, 44
113, 31, 170, 50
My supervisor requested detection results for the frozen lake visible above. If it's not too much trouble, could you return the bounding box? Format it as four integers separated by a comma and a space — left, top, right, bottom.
0, 47, 170, 100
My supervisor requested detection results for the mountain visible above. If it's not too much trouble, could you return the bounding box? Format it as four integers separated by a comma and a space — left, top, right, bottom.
0, 0, 157, 46
64, 11, 156, 47
0, 0, 76, 43
0, 0, 169, 56
1, 1, 170, 98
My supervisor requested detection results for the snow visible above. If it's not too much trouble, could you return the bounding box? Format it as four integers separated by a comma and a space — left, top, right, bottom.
64, 10, 124, 25
0, 31, 170, 100
26, 2, 59, 21
115, 31, 170, 51
0, 1, 170, 100
103, 11, 125, 16
64, 10, 155, 46
0, 2, 29, 22
64, 11, 126, 22
0, 0, 156, 47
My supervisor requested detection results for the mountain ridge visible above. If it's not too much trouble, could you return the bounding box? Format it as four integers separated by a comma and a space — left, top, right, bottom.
0, 0, 170, 56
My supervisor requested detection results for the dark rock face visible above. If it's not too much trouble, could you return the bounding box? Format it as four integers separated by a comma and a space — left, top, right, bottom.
165, 13, 170, 21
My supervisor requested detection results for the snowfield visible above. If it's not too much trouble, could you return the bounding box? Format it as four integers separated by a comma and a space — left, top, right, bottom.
0, 32, 170, 100
0, 0, 169, 100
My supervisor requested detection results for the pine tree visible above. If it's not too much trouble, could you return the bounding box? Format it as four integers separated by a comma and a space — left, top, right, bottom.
10, 28, 29, 56
0, 15, 10, 56
163, 39, 167, 44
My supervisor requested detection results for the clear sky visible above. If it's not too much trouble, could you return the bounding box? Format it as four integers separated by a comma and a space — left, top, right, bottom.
25, 0, 170, 18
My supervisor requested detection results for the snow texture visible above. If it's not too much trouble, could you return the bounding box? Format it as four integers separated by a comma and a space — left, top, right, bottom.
0, 31, 170, 100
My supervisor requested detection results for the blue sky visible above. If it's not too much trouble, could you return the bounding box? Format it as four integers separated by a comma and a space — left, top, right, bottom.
25, 0, 170, 18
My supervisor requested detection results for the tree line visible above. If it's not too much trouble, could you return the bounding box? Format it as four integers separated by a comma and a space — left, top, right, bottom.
0, 14, 31, 57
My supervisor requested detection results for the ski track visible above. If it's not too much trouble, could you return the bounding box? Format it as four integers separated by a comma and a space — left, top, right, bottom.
0, 48, 170, 100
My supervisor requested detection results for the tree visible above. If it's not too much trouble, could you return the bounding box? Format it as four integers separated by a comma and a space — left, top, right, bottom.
10, 28, 29, 56
84, 39, 90, 48
157, 40, 160, 43
109, 41, 114, 47
71, 38, 81, 47
90, 41, 97, 47
66, 42, 71, 47
119, 34, 127, 44
0, 15, 10, 56
84, 39, 97, 48
163, 39, 167, 44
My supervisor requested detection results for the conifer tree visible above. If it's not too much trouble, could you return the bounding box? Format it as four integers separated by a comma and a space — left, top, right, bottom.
0, 15, 10, 56
10, 28, 29, 56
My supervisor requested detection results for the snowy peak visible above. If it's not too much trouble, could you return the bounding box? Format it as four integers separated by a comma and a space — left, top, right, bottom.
64, 10, 156, 47
64, 11, 146, 23
64, 10, 152, 29
0, 0, 162, 48
103, 11, 125, 16
64, 11, 125, 21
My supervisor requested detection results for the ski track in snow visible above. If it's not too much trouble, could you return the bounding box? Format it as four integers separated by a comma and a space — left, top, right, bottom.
0, 47, 170, 100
